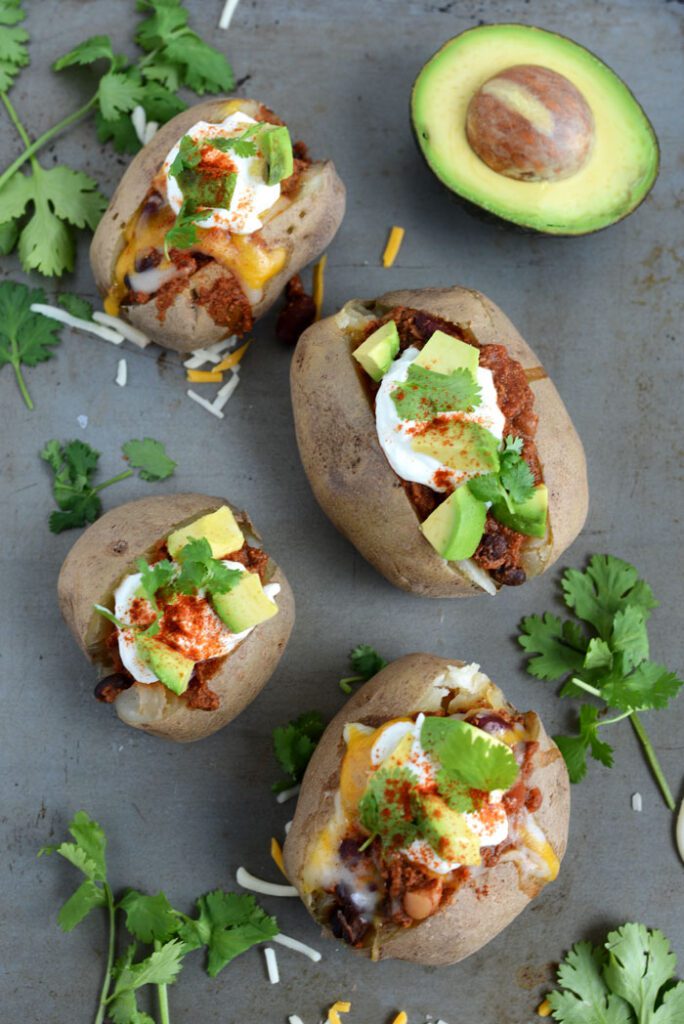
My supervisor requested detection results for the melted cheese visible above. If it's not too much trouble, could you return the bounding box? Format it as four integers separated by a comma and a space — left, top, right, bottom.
520, 827, 560, 881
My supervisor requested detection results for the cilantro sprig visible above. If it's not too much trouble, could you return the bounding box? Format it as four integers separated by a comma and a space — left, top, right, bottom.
39, 811, 278, 1024
41, 438, 176, 533
358, 765, 420, 850
0, 280, 62, 409
519, 555, 682, 808
546, 923, 684, 1024
468, 434, 536, 511
0, 1, 235, 277
272, 711, 326, 793
391, 363, 482, 421
339, 644, 388, 694
421, 716, 520, 795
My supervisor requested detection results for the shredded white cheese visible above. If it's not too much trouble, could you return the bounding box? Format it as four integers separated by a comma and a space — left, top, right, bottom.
288, 1016, 305, 1024
264, 946, 280, 984
131, 105, 147, 145
186, 389, 225, 419
77, 414, 88, 429
676, 796, 684, 865
631, 792, 643, 812
30, 304, 123, 345
274, 932, 322, 963
115, 358, 127, 387
284, 820, 293, 835
93, 311, 150, 348
183, 337, 237, 369
143, 120, 159, 144
219, 0, 241, 29
236, 866, 298, 897
214, 369, 240, 411
276, 784, 300, 805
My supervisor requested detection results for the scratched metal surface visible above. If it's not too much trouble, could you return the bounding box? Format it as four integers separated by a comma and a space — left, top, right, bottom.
1, 1, 682, 1021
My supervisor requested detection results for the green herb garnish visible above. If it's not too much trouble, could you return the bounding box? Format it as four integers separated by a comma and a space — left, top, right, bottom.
174, 537, 243, 596
421, 716, 520, 793
41, 437, 176, 533
546, 922, 684, 1023
339, 644, 388, 694
519, 555, 682, 808
272, 710, 326, 793
57, 292, 94, 320
468, 434, 535, 511
358, 765, 420, 850
39, 811, 278, 1024
391, 363, 482, 421
0, 281, 62, 409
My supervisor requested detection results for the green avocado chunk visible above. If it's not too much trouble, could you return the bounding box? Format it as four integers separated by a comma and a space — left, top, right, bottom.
492, 483, 548, 538
411, 24, 659, 235
411, 420, 500, 477
420, 484, 487, 561
416, 792, 481, 865
135, 636, 194, 695
413, 330, 479, 376
212, 570, 278, 633
352, 321, 400, 381
262, 126, 294, 185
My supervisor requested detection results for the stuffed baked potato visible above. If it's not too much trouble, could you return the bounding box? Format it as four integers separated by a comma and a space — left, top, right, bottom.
58, 493, 294, 742
284, 653, 569, 964
91, 98, 345, 351
291, 285, 588, 596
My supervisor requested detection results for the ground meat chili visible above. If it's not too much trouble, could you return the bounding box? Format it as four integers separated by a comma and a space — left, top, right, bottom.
355, 305, 543, 586
276, 274, 316, 345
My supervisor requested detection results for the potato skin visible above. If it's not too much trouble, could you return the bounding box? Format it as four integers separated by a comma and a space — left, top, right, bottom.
283, 653, 570, 965
90, 98, 346, 352
291, 285, 588, 596
58, 493, 294, 743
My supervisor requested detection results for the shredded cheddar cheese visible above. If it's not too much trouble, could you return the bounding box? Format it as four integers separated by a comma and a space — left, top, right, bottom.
186, 370, 224, 383
382, 226, 405, 267
213, 339, 251, 372
391, 1013, 408, 1024
327, 1002, 351, 1024
270, 837, 287, 878
313, 254, 327, 320
537, 998, 552, 1017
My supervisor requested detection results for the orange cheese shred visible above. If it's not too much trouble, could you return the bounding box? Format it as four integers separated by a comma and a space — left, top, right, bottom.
537, 998, 552, 1017
270, 837, 287, 878
327, 1002, 351, 1024
391, 1013, 408, 1024
186, 370, 224, 383
313, 254, 327, 320
382, 226, 405, 268
213, 339, 252, 373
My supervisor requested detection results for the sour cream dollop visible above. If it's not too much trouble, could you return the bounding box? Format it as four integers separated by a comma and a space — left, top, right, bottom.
113, 560, 280, 684
162, 111, 281, 235
375, 346, 506, 492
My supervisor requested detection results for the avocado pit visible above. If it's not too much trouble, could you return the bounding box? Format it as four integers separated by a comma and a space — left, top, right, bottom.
465, 64, 595, 182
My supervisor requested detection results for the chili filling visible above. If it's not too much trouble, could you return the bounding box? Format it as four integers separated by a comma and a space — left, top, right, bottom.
355, 305, 542, 586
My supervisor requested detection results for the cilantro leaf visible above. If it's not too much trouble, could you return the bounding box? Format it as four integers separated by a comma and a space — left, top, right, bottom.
599, 662, 683, 712
339, 644, 388, 693
562, 555, 658, 640
135, 557, 176, 611
38, 811, 107, 883
548, 941, 631, 1024
603, 924, 676, 1021
0, 0, 29, 92
611, 605, 650, 672
135, 0, 234, 95
554, 705, 614, 783
98, 70, 143, 120
391, 364, 481, 420
57, 879, 107, 933
174, 538, 242, 597
421, 716, 520, 792
58, 292, 94, 321
110, 939, 185, 996
121, 438, 176, 481
178, 891, 278, 977
41, 439, 102, 533
358, 765, 420, 849
469, 434, 536, 515
0, 282, 62, 409
53, 35, 116, 70
164, 200, 211, 254
499, 453, 535, 505
119, 890, 179, 944
272, 710, 325, 791
519, 613, 588, 681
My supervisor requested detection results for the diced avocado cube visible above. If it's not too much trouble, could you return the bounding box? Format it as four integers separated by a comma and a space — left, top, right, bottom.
413, 330, 479, 376
212, 571, 278, 633
411, 421, 500, 477
352, 321, 400, 381
492, 483, 548, 538
420, 485, 487, 561
262, 126, 294, 185
136, 636, 194, 695
167, 506, 243, 559
417, 793, 481, 866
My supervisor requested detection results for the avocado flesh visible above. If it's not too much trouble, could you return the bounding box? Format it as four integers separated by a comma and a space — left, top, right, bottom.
263, 126, 294, 185
413, 330, 478, 375
411, 420, 500, 477
417, 793, 481, 866
353, 320, 400, 381
136, 636, 194, 695
421, 485, 487, 561
167, 506, 244, 559
212, 571, 278, 633
411, 24, 659, 235
492, 482, 548, 538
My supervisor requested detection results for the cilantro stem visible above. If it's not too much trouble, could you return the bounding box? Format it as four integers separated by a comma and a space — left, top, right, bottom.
94, 883, 116, 1024
94, 470, 134, 492
0, 94, 99, 193
569, 677, 602, 698
9, 356, 34, 410
629, 712, 676, 811
597, 711, 633, 727
339, 675, 362, 694
155, 939, 172, 1024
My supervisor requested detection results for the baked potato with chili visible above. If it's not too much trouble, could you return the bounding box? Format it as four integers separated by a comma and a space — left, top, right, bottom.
283, 653, 570, 964
90, 98, 345, 352
291, 285, 588, 596
58, 493, 294, 742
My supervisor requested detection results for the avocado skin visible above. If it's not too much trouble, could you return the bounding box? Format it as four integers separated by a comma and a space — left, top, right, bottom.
409, 24, 660, 238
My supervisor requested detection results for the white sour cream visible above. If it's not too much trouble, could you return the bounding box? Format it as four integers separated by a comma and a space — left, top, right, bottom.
162, 111, 281, 235
113, 560, 280, 684
375, 346, 506, 492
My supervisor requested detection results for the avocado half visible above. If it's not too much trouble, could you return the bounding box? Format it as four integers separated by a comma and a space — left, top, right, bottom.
411, 24, 659, 236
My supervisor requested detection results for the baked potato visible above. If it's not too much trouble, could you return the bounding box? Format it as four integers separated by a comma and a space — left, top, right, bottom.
58, 493, 294, 742
91, 98, 345, 352
291, 285, 588, 596
284, 653, 569, 964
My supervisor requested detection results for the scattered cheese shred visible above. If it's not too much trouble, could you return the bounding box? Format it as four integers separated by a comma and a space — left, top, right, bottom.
214, 339, 251, 373
264, 946, 280, 984
186, 389, 225, 419
382, 225, 405, 268
275, 783, 300, 804
183, 337, 237, 369
31, 304, 123, 345
115, 358, 127, 387
187, 369, 224, 383
93, 311, 150, 348
131, 105, 147, 145
391, 1014, 407, 1024
537, 999, 552, 1017
271, 837, 286, 878
284, 819, 293, 835
288, 1017, 304, 1024
632, 792, 643, 812
236, 866, 298, 897
312, 254, 327, 320
219, 0, 241, 29
273, 932, 322, 963
143, 120, 159, 144
214, 368, 240, 412
327, 1001, 351, 1024
676, 795, 684, 864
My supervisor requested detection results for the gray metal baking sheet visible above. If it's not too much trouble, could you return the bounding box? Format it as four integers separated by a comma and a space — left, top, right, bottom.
1, 1, 682, 1021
